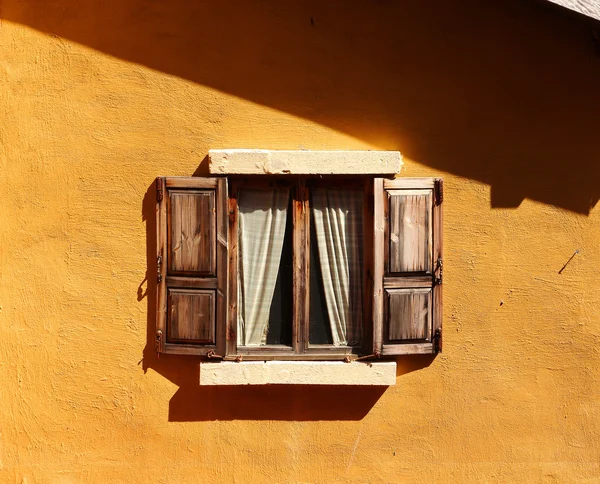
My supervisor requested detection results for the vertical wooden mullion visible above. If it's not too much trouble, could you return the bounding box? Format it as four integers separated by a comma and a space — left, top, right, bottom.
293, 179, 310, 354
156, 177, 168, 345
362, 178, 374, 354
372, 177, 385, 355
226, 182, 239, 357
302, 181, 310, 354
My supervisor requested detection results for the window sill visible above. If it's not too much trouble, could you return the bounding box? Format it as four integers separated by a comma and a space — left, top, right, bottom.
199, 361, 396, 386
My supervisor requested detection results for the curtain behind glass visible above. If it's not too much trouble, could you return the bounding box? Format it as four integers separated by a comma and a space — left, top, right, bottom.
312, 188, 364, 345
238, 188, 290, 346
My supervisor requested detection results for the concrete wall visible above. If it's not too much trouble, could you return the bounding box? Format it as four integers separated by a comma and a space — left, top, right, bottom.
1, 0, 600, 482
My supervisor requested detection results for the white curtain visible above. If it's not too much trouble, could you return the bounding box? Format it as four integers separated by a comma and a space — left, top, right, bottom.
238, 188, 290, 346
312, 188, 363, 345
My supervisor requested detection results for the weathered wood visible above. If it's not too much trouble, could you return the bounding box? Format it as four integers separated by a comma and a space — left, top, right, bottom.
168, 190, 216, 275
159, 344, 217, 356
383, 178, 435, 190
168, 288, 215, 343
228, 352, 362, 361
157, 177, 224, 356
165, 177, 218, 189
165, 276, 217, 289
226, 184, 239, 357
387, 189, 432, 274
379, 177, 443, 356
372, 177, 385, 354
295, 180, 309, 354
362, 178, 374, 354
156, 177, 168, 342
381, 343, 434, 356
383, 275, 434, 288
386, 288, 432, 341
215, 177, 228, 357
433, 178, 444, 352
236, 345, 296, 355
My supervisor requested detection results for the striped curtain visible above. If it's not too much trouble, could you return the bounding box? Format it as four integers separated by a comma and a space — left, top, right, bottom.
237, 188, 290, 346
312, 188, 364, 345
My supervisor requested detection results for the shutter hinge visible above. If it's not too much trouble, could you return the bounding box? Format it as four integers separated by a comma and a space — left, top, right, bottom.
157, 250, 163, 283
156, 177, 163, 203
206, 350, 224, 360
433, 328, 442, 354
155, 330, 164, 356
434, 257, 443, 285
353, 350, 382, 362
434, 179, 443, 205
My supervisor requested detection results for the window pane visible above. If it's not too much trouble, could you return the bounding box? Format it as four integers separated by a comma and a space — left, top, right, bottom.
237, 188, 292, 346
309, 214, 334, 344
310, 188, 364, 346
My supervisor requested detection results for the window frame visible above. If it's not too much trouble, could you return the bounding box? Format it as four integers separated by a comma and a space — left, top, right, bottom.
155, 174, 443, 361
227, 175, 373, 361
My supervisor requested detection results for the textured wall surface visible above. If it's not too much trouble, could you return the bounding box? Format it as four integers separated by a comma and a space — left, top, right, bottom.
1, 0, 600, 482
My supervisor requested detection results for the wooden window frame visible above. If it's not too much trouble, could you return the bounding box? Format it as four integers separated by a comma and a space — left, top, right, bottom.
227, 176, 373, 361
155, 175, 443, 361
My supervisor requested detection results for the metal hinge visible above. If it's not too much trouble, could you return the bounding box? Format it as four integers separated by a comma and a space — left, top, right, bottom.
157, 250, 163, 283
434, 257, 443, 285
434, 179, 443, 205
206, 350, 224, 360
156, 177, 163, 203
353, 350, 382, 362
155, 330, 164, 356
433, 328, 442, 354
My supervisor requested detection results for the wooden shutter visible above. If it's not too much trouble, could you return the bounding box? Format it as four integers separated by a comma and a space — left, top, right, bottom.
155, 177, 228, 356
373, 177, 443, 355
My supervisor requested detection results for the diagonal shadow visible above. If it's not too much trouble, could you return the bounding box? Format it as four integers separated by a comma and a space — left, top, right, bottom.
3, 0, 600, 213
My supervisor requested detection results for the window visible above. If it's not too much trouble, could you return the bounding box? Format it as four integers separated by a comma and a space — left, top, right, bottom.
155, 173, 443, 361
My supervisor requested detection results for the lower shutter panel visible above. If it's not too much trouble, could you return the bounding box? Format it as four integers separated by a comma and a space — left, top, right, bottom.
156, 177, 228, 356
373, 177, 443, 356
168, 288, 215, 344
386, 287, 432, 341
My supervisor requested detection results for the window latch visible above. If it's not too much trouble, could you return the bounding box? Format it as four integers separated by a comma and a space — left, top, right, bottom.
156, 177, 163, 202
433, 328, 442, 354
434, 257, 443, 285
155, 330, 163, 356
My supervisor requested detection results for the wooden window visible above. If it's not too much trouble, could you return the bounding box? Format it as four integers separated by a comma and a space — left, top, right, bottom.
373, 178, 443, 356
156, 176, 443, 360
155, 177, 228, 356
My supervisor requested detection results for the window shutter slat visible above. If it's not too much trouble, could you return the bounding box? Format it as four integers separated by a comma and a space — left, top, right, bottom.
373, 177, 443, 356
156, 177, 228, 356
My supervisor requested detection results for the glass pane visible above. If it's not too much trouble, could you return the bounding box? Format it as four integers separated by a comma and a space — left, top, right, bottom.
309, 213, 334, 344
310, 187, 364, 346
237, 188, 293, 346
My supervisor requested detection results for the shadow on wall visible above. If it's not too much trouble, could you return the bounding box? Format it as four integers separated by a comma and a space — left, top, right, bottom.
4, 0, 600, 213
141, 180, 431, 421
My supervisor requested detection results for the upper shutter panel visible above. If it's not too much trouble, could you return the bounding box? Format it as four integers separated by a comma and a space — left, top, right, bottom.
387, 189, 432, 274
169, 190, 215, 275
373, 177, 443, 356
156, 177, 228, 356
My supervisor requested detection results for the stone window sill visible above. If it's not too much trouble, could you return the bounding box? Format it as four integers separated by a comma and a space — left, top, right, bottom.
199, 361, 396, 386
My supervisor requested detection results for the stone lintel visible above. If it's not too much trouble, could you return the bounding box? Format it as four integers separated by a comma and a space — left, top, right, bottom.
199, 361, 397, 386
208, 149, 402, 175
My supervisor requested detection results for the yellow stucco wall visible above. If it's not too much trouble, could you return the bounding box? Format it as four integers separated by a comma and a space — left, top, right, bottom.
2, 0, 600, 482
